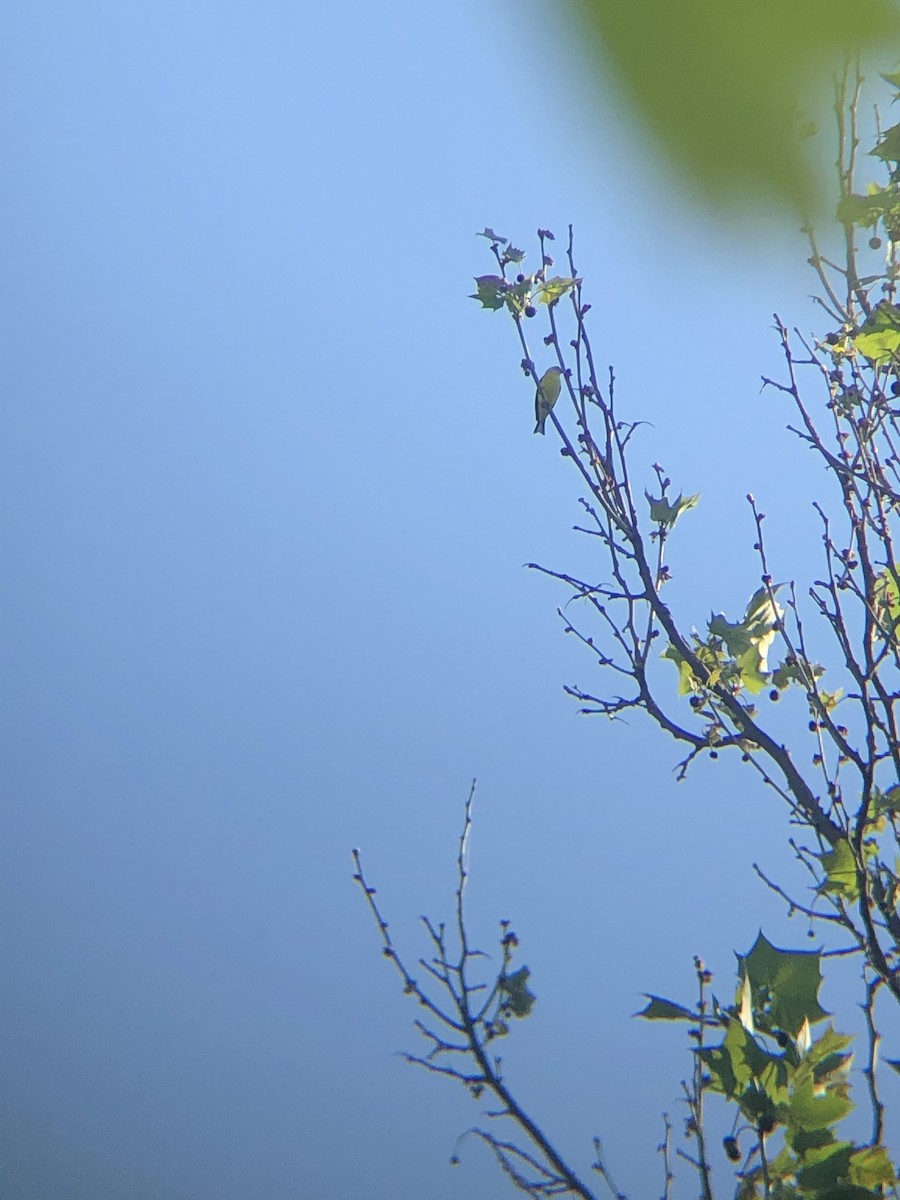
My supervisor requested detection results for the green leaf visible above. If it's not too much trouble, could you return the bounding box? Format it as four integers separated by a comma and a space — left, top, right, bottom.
646, 490, 700, 528
736, 643, 769, 695
810, 1188, 891, 1200
470, 274, 509, 311
708, 614, 754, 657
708, 586, 783, 692
873, 565, 900, 639
792, 1127, 837, 1156
872, 122, 900, 168
563, 0, 900, 216
796, 1142, 853, 1191
710, 587, 782, 655
849, 1143, 896, 1189
636, 994, 696, 1021
837, 184, 900, 231
476, 228, 507, 245
744, 586, 783, 632
817, 687, 843, 714
817, 841, 859, 902
874, 784, 900, 815
771, 654, 824, 691
807, 1026, 853, 1081
499, 966, 536, 1018
662, 639, 725, 695
699, 1018, 781, 1102
787, 1076, 853, 1130
853, 301, 900, 364
536, 275, 578, 305
662, 643, 696, 695
737, 932, 829, 1035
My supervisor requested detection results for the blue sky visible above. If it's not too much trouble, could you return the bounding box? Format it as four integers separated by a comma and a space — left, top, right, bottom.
4, 3, 897, 1198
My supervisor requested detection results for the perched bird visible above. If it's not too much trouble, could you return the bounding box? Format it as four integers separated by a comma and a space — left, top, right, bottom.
534, 366, 565, 435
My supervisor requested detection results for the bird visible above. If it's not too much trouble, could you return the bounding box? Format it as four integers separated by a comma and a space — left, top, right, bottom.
534, 366, 565, 435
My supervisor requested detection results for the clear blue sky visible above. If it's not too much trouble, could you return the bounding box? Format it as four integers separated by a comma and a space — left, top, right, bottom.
4, 3, 895, 1198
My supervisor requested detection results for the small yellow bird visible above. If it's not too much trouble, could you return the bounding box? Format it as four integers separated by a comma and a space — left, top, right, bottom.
534, 366, 565, 435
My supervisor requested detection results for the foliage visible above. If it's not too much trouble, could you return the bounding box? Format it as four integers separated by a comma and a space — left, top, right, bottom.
356, 67, 900, 1200
552, 1, 900, 217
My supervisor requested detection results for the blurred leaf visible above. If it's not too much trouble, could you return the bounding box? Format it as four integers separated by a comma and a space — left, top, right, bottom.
560, 0, 900, 214
500, 966, 536, 1018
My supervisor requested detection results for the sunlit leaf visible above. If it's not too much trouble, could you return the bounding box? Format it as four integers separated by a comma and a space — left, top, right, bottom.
874, 565, 900, 641
536, 275, 578, 305
817, 841, 859, 902
853, 301, 900, 364
817, 687, 843, 713
849, 1144, 896, 1189
662, 643, 695, 695
736, 643, 769, 694
645, 490, 700, 529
